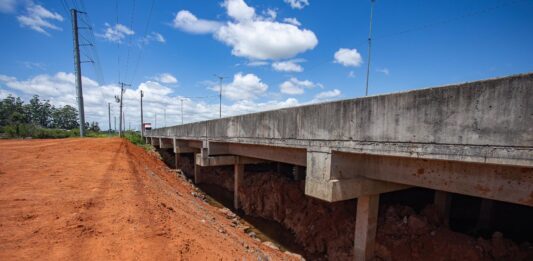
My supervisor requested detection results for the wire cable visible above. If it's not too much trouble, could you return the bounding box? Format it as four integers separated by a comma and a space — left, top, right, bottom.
129, 0, 156, 86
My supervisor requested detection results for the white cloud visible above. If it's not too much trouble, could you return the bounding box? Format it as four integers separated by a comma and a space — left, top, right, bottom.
18, 61, 45, 70
377, 68, 390, 75
284, 0, 309, 9
265, 8, 277, 20
100, 23, 134, 43
0, 72, 346, 129
172, 0, 318, 61
272, 60, 303, 72
16, 3, 63, 35
148, 32, 165, 43
0, 0, 16, 13
211, 73, 268, 101
153, 73, 178, 84
247, 61, 269, 67
0, 88, 16, 99
172, 10, 222, 34
223, 0, 256, 22
348, 71, 356, 78
279, 77, 318, 95
228, 98, 298, 115
315, 89, 341, 99
139, 32, 166, 46
283, 17, 301, 26
215, 20, 317, 60
334, 48, 363, 67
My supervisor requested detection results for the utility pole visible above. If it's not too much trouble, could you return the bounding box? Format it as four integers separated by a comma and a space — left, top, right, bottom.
180, 98, 184, 125
129, 121, 131, 131
115, 82, 129, 137
365, 0, 375, 96
154, 113, 157, 128
71, 9, 86, 136
140, 90, 144, 139
108, 102, 111, 135
114, 116, 116, 131
214, 74, 225, 118
164, 108, 166, 127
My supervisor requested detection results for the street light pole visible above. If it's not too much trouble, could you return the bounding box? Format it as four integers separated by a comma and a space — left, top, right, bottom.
214, 74, 225, 118
365, 0, 375, 96
180, 98, 184, 125
140, 90, 144, 139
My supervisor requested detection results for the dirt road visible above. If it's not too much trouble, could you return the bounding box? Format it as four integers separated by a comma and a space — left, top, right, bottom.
0, 138, 295, 260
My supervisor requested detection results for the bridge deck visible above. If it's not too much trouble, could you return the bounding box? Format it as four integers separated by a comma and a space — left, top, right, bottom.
146, 73, 533, 260
146, 73, 532, 205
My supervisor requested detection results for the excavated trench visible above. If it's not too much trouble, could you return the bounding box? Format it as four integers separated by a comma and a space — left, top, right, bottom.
157, 148, 533, 260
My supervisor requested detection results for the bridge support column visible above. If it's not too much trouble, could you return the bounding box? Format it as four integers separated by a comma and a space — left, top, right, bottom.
434, 190, 451, 227
234, 160, 244, 210
174, 153, 180, 170
194, 153, 201, 184
477, 199, 494, 230
354, 194, 379, 261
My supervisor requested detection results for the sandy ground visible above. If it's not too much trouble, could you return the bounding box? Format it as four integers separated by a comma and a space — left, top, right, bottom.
0, 138, 296, 260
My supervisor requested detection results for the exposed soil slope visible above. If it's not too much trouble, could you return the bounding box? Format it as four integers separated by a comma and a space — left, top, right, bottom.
0, 138, 295, 260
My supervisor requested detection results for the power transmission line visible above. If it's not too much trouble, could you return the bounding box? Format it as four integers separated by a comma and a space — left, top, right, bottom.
140, 90, 144, 138
108, 102, 111, 134
123, 0, 137, 83
301, 0, 527, 94
365, 0, 375, 96
115, 82, 129, 137
71, 8, 86, 137
130, 0, 156, 86
115, 0, 121, 83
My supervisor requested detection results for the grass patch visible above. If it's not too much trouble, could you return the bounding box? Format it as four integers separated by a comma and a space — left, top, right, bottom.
123, 131, 153, 151
0, 124, 120, 139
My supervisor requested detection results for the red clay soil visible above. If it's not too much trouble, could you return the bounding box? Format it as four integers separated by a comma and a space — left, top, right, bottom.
0, 138, 298, 260
197, 169, 533, 261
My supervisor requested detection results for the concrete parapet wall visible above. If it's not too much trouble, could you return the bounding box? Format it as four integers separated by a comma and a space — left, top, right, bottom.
148, 73, 532, 148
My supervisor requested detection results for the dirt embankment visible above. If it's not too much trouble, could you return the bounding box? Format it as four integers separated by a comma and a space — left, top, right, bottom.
0, 138, 298, 260
197, 167, 533, 261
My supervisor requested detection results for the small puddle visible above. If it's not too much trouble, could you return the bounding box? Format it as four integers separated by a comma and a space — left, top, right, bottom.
197, 183, 307, 257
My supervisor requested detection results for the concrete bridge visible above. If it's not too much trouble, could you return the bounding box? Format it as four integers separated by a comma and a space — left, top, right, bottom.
145, 73, 533, 260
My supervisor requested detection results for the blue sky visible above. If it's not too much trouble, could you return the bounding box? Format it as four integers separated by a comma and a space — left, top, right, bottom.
0, 0, 532, 129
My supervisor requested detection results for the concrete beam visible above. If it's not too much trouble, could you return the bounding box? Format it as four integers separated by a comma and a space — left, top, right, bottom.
151, 137, 160, 147
173, 139, 201, 153
354, 194, 380, 261
159, 138, 173, 149
195, 153, 265, 167
305, 148, 408, 202
207, 142, 306, 166
196, 154, 236, 166
335, 151, 533, 206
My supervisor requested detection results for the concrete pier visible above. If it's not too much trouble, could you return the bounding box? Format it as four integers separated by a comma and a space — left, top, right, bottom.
146, 73, 533, 260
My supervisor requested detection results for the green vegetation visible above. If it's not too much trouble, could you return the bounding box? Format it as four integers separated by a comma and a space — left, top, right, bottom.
123, 130, 152, 150
0, 95, 148, 144
0, 94, 104, 139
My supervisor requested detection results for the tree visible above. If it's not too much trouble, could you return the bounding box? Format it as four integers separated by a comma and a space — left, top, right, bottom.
89, 121, 100, 132
52, 105, 79, 129
26, 95, 53, 127
0, 95, 27, 126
